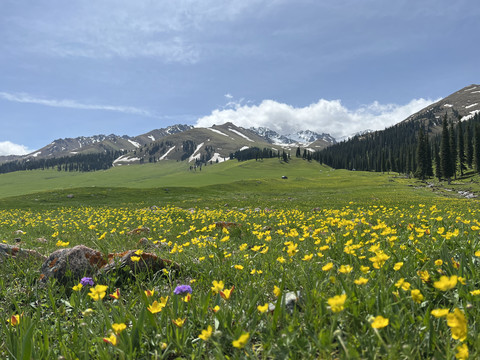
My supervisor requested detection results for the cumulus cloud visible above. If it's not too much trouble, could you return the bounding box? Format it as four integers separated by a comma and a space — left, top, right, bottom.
0, 92, 155, 117
196, 97, 439, 139
0, 141, 32, 156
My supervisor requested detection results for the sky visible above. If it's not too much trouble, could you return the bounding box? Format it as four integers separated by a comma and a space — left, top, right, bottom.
1, 0, 479, 155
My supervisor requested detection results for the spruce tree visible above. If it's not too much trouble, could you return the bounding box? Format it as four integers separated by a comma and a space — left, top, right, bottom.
449, 121, 457, 179
457, 120, 466, 176
415, 127, 428, 180
440, 116, 454, 183
466, 123, 474, 168
474, 124, 480, 173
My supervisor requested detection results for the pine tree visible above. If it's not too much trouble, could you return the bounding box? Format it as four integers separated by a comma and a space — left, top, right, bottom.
415, 127, 429, 180
466, 123, 474, 168
440, 116, 454, 183
434, 142, 441, 181
457, 120, 466, 176
449, 121, 457, 179
474, 124, 480, 173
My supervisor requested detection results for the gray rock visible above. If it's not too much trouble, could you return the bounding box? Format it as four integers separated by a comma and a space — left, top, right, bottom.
39, 245, 106, 283
0, 243, 46, 263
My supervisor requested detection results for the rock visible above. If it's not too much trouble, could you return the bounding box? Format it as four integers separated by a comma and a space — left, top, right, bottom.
0, 244, 46, 263
127, 227, 150, 235
39, 245, 106, 283
67, 194, 75, 198
36, 237, 48, 243
13, 230, 25, 235
267, 291, 302, 314
15, 238, 21, 243
215, 221, 241, 229
39, 245, 180, 284
99, 250, 180, 276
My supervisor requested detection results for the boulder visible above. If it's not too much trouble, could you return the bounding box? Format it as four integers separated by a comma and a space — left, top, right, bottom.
39, 245, 180, 284
0, 244, 47, 263
39, 245, 106, 283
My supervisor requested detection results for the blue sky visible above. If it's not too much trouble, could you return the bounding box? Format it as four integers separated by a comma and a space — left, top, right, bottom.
1, 0, 478, 155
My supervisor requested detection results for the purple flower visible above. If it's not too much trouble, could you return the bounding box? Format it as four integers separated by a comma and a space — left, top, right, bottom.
80, 277, 94, 286
174, 285, 192, 295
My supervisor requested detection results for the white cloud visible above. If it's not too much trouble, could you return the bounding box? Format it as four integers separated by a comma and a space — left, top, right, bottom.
0, 92, 155, 117
196, 97, 439, 139
0, 141, 32, 156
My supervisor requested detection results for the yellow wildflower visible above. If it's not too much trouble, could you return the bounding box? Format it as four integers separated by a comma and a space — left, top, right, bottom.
431, 308, 449, 318
88, 285, 108, 301
393, 262, 403, 271
433, 275, 458, 291
455, 343, 469, 360
199, 325, 213, 341
446, 308, 467, 342
112, 323, 127, 334
411, 289, 424, 303
371, 315, 389, 329
327, 294, 347, 312
257, 303, 269, 313
211, 280, 224, 294
322, 262, 333, 271
354, 277, 369, 285
232, 332, 250, 349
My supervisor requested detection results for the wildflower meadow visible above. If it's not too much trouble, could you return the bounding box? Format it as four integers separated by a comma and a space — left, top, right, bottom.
1, 186, 480, 359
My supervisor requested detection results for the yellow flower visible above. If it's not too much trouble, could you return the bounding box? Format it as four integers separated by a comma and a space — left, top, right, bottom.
199, 325, 213, 341
88, 285, 108, 301
302, 254, 314, 261
148, 297, 168, 314
273, 285, 281, 297
433, 275, 458, 291
145, 289, 155, 297
112, 323, 127, 334
103, 333, 117, 346
393, 262, 403, 271
475, 250, 480, 257
257, 303, 269, 313
431, 308, 449, 318
360, 265, 370, 274
56, 240, 69, 247
277, 256, 286, 263
8, 314, 20, 326
109, 288, 120, 299
455, 343, 469, 360
435, 259, 443, 266
411, 289, 424, 303
369, 251, 390, 269
470, 289, 480, 296
354, 277, 369, 285
232, 332, 250, 349
220, 286, 234, 300
211, 305, 220, 312
286, 243, 298, 257
182, 294, 192, 302
72, 283, 83, 291
458, 277, 466, 285
130, 256, 141, 262
134, 249, 143, 255
417, 270, 430, 283
234, 265, 244, 270
327, 294, 347, 312
211, 280, 224, 294
371, 315, 389, 329
322, 262, 333, 271
338, 265, 353, 273
172, 318, 186, 327
447, 308, 467, 341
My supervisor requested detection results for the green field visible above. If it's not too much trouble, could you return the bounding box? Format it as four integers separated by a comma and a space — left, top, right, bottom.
1, 160, 479, 359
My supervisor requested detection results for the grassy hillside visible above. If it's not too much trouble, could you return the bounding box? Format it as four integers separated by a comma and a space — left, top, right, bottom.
0, 157, 473, 210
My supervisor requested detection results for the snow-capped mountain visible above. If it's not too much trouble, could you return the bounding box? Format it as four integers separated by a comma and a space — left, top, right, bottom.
250, 127, 336, 146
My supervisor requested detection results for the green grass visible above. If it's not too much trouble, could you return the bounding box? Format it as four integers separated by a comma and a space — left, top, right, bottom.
1, 160, 480, 359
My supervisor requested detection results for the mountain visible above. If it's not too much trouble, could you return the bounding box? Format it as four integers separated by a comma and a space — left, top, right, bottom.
249, 127, 336, 148
0, 124, 193, 164
316, 84, 480, 173
403, 84, 480, 128
114, 122, 282, 165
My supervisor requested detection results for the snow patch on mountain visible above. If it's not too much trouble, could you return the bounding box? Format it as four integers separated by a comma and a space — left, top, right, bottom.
160, 146, 175, 160
128, 139, 141, 148
228, 128, 254, 142
208, 128, 230, 137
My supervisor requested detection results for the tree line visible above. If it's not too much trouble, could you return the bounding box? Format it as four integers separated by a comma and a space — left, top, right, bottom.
314, 112, 480, 181
0, 150, 125, 174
